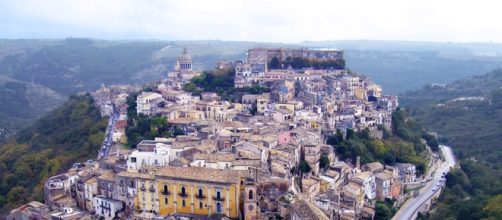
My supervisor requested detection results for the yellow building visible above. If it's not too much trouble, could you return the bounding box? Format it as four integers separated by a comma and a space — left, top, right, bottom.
310, 120, 321, 129
155, 167, 245, 218
256, 94, 270, 114
136, 173, 159, 214
233, 103, 244, 111
354, 87, 367, 100
184, 109, 205, 120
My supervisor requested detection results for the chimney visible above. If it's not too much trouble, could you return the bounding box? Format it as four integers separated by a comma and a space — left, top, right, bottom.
356, 156, 360, 170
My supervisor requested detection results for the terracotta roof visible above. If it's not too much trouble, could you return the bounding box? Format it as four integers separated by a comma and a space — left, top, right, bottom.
363, 162, 384, 172
232, 159, 261, 167
375, 172, 392, 181
84, 177, 97, 184
117, 171, 155, 179
155, 166, 244, 184
291, 199, 329, 220
302, 178, 319, 190
193, 153, 236, 162
97, 171, 116, 181
169, 117, 198, 124
351, 171, 374, 181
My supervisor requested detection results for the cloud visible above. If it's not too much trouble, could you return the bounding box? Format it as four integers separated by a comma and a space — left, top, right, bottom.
0, 0, 501, 42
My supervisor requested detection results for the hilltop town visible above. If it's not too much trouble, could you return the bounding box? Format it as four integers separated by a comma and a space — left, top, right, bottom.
7, 47, 442, 220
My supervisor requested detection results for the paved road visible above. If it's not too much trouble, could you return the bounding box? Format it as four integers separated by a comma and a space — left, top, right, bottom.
392, 145, 456, 220
98, 110, 118, 160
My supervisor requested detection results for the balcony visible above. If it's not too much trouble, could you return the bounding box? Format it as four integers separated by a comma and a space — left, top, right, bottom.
212, 196, 225, 201
196, 194, 206, 200
178, 192, 188, 198
149, 187, 155, 192
161, 190, 171, 195
140, 186, 146, 191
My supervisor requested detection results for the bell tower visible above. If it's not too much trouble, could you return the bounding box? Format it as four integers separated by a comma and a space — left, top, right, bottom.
244, 172, 258, 220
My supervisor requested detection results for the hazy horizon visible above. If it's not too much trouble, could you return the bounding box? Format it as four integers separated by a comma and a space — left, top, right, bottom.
2, 0, 502, 43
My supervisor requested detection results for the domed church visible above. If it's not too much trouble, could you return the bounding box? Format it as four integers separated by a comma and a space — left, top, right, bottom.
175, 47, 193, 72
166, 47, 201, 88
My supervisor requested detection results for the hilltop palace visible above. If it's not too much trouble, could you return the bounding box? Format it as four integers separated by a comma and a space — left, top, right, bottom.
7, 47, 411, 220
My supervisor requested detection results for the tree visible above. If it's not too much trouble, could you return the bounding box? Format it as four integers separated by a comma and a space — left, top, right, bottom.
320, 155, 330, 169
375, 202, 393, 220
172, 128, 185, 137
268, 57, 281, 69
299, 160, 311, 173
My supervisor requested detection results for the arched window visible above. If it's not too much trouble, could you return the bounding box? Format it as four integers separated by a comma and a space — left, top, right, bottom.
249, 190, 254, 200
163, 185, 168, 193
181, 186, 186, 195
164, 197, 168, 205
182, 200, 186, 207
198, 188, 203, 197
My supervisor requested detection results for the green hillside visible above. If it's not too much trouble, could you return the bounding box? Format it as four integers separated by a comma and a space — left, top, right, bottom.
401, 69, 502, 219
0, 94, 107, 218
0, 76, 65, 141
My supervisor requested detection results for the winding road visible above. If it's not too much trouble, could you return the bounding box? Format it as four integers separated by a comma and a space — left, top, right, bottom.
392, 145, 456, 220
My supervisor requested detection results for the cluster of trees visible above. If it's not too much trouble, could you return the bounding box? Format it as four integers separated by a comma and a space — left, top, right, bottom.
183, 67, 270, 101
375, 199, 398, 220
327, 109, 438, 175
125, 115, 173, 148
0, 94, 107, 218
268, 56, 345, 70
124, 93, 182, 148
183, 67, 235, 96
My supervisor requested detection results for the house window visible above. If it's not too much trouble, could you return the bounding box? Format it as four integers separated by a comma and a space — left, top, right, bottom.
181, 186, 186, 195
130, 157, 137, 162
249, 190, 254, 200
182, 200, 186, 207
216, 202, 222, 213
163, 185, 168, 193
165, 197, 168, 204
198, 188, 203, 197
199, 202, 203, 209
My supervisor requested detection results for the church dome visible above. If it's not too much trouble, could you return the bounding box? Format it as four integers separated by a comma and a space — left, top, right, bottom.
177, 47, 192, 62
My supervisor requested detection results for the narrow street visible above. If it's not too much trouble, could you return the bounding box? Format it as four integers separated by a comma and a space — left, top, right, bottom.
97, 109, 118, 160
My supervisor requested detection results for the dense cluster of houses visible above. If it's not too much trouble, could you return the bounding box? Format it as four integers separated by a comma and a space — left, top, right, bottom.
7, 48, 414, 220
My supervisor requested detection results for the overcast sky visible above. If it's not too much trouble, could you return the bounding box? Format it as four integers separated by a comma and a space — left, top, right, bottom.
1, 0, 502, 43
